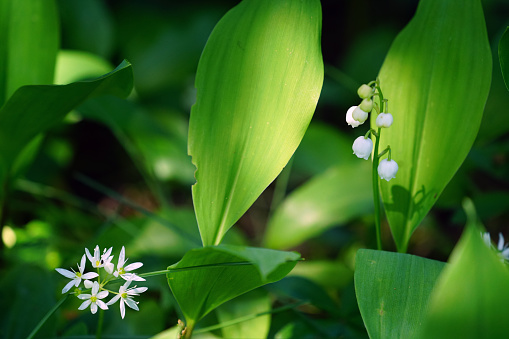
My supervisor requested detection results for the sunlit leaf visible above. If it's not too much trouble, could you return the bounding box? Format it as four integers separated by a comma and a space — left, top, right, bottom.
355, 249, 445, 339
418, 201, 509, 338
189, 0, 324, 246
264, 162, 372, 249
0, 61, 133, 198
499, 26, 509, 91
375, 0, 492, 251
0, 0, 59, 105
54, 50, 113, 84
167, 245, 299, 327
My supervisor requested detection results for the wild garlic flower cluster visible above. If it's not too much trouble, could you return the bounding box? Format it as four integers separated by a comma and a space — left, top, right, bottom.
347, 81, 398, 181
56, 245, 148, 319
482, 232, 509, 262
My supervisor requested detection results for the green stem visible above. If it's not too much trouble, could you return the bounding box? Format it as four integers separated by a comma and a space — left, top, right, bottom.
27, 295, 69, 339
96, 308, 104, 339
372, 127, 382, 251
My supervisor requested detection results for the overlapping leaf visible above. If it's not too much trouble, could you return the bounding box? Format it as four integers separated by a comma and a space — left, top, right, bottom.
499, 27, 509, 91
375, 0, 492, 251
188, 0, 324, 246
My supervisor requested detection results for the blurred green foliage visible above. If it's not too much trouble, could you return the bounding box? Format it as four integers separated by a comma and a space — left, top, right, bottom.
1, 0, 508, 337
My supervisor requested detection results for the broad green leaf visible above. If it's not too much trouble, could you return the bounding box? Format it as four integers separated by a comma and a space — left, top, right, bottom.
375, 0, 492, 251
0, 0, 59, 105
418, 203, 509, 338
54, 50, 113, 84
189, 0, 324, 246
216, 289, 271, 339
355, 249, 445, 339
167, 245, 299, 327
264, 161, 372, 249
0, 61, 133, 198
499, 27, 509, 91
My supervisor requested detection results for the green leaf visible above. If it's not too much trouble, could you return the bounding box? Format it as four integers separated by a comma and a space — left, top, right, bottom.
167, 245, 299, 326
375, 0, 492, 251
499, 26, 509, 91
216, 289, 271, 338
264, 161, 372, 249
54, 50, 113, 84
0, 61, 133, 196
418, 203, 509, 338
188, 0, 324, 246
0, 0, 59, 105
354, 249, 445, 339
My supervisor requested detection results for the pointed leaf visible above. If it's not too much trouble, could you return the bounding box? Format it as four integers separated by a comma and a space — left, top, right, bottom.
355, 249, 445, 339
264, 161, 372, 249
0, 0, 59, 105
0, 61, 133, 194
499, 26, 509, 91
419, 204, 509, 338
167, 245, 299, 325
189, 0, 324, 246
375, 0, 492, 251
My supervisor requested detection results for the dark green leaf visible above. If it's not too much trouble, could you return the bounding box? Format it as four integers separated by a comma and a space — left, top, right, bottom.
167, 245, 299, 326
355, 249, 445, 339
498, 26, 509, 91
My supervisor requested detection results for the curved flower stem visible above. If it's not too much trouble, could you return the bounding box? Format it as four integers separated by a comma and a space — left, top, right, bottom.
372, 80, 385, 251
27, 295, 69, 339
96, 309, 104, 339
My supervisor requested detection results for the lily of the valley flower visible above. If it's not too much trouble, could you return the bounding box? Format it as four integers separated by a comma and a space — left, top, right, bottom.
352, 136, 373, 160
346, 106, 361, 128
376, 113, 393, 128
107, 279, 148, 319
378, 159, 398, 181
114, 246, 145, 281
55, 254, 99, 294
357, 84, 374, 99
352, 106, 369, 123
77, 281, 109, 314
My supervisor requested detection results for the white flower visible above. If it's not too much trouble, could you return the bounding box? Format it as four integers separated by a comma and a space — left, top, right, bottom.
482, 232, 509, 261
113, 246, 145, 281
357, 84, 373, 99
378, 159, 398, 181
346, 106, 361, 128
352, 106, 369, 123
107, 279, 148, 319
376, 113, 393, 128
77, 281, 109, 314
359, 98, 373, 112
55, 254, 99, 294
352, 136, 373, 160
85, 245, 113, 268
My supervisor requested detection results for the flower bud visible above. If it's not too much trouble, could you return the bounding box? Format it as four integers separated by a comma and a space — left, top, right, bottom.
352, 106, 369, 123
357, 84, 373, 99
359, 98, 373, 112
375, 113, 393, 128
352, 136, 373, 160
346, 106, 361, 127
378, 159, 398, 181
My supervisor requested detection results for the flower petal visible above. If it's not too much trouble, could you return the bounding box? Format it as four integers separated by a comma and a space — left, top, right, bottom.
55, 268, 75, 279
120, 299, 126, 319
91, 281, 100, 295
81, 272, 99, 280
62, 279, 76, 294
96, 299, 109, 310
85, 247, 94, 265
107, 294, 121, 306
125, 262, 143, 271
78, 299, 91, 310
125, 298, 139, 311
90, 302, 98, 314
97, 290, 109, 299
117, 246, 126, 269
78, 293, 91, 300
129, 287, 148, 294
79, 254, 87, 273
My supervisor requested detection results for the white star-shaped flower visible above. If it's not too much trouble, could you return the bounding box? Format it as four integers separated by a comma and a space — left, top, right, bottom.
113, 246, 145, 281
85, 245, 113, 268
107, 279, 148, 319
55, 254, 99, 293
77, 281, 109, 314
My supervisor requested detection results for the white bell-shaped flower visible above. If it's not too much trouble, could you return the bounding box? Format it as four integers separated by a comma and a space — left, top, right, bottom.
346, 106, 361, 128
376, 113, 393, 128
357, 84, 373, 99
378, 159, 398, 181
352, 106, 369, 123
352, 136, 373, 160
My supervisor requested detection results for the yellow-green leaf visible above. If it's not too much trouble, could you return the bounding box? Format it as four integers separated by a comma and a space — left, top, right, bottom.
375, 0, 492, 251
188, 0, 324, 246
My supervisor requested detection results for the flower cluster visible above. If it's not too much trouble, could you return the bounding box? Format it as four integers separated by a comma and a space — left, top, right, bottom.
56, 245, 148, 318
482, 232, 509, 262
347, 81, 398, 181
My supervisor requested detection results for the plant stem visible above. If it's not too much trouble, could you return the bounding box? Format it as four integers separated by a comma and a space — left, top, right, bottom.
372, 127, 382, 251
96, 308, 104, 339
27, 295, 69, 339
